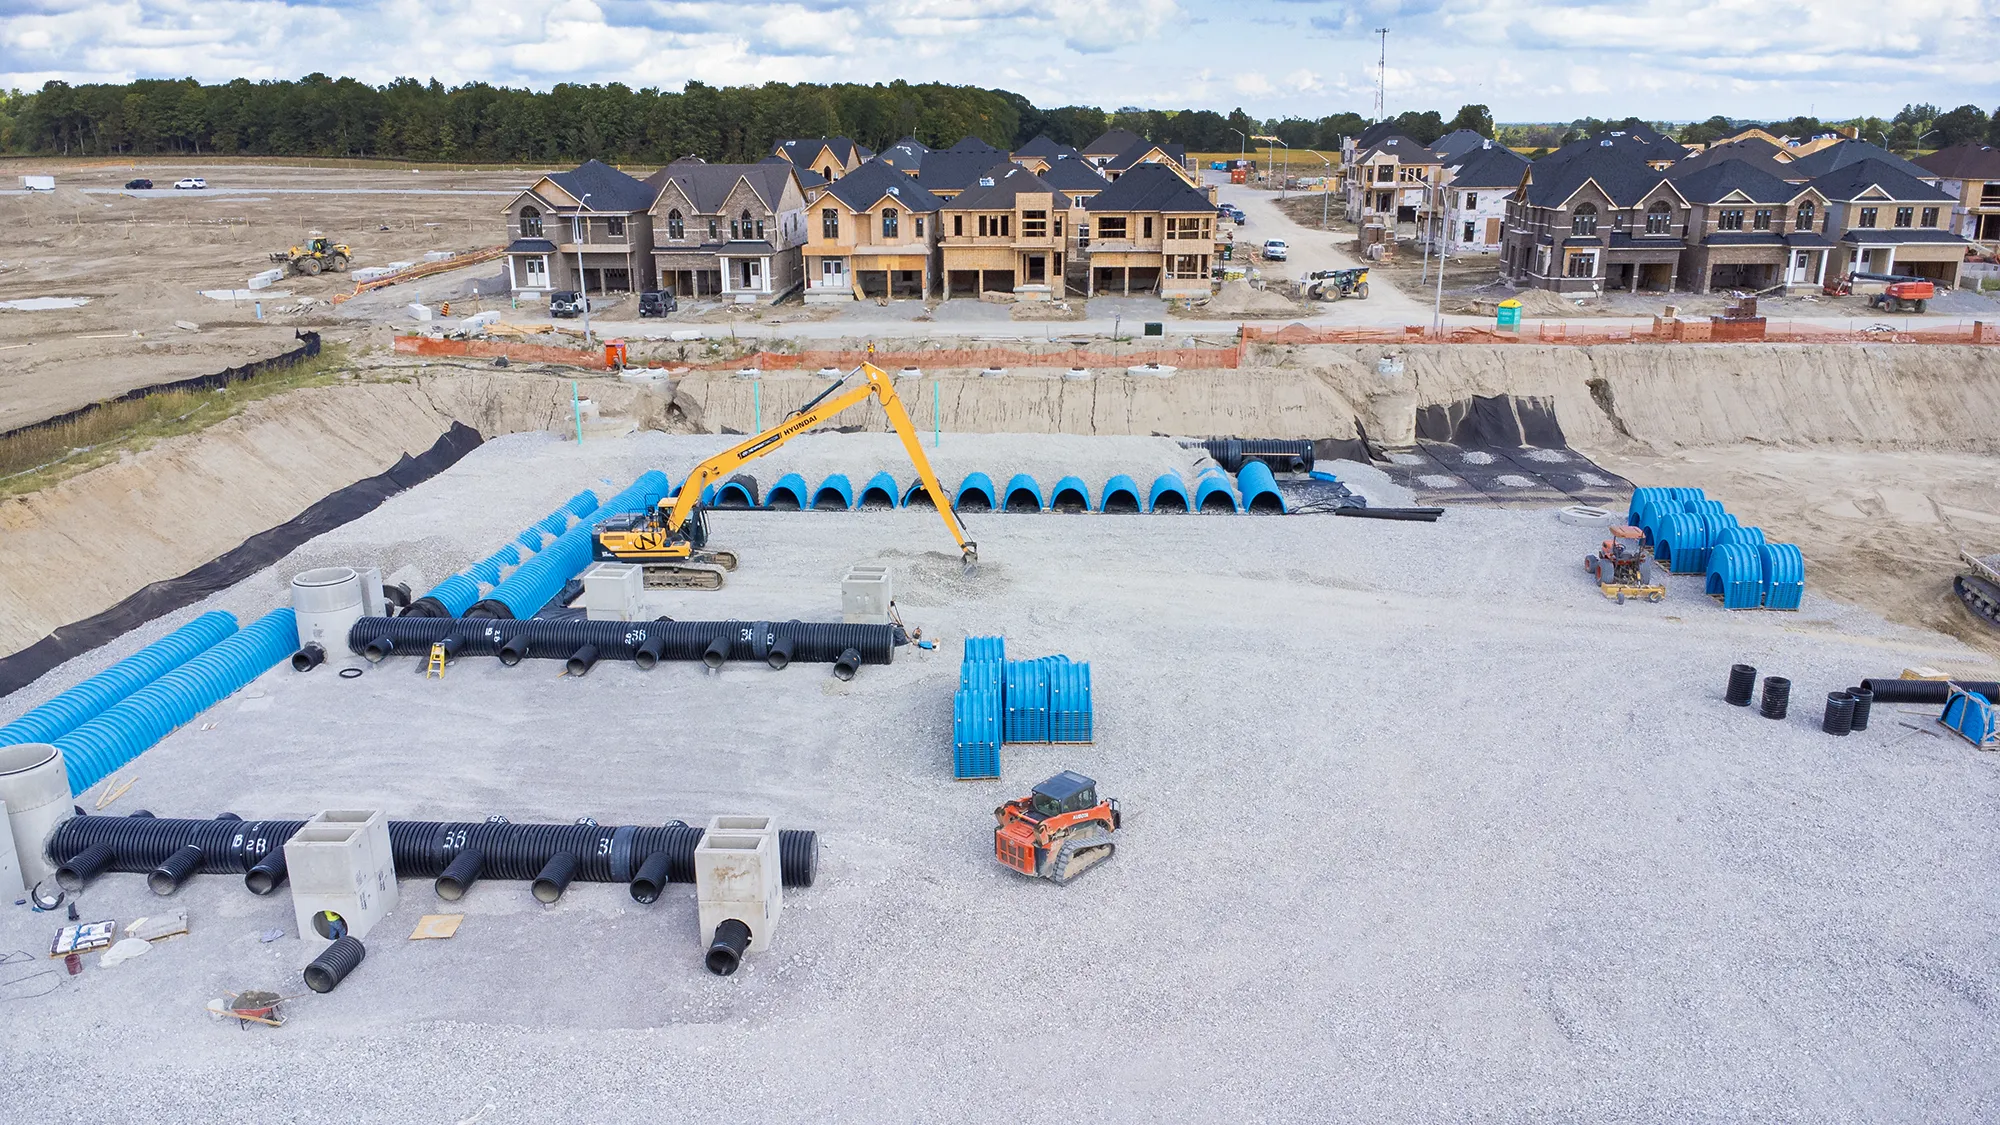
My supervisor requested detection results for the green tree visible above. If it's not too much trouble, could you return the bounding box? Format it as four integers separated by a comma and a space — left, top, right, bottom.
1932, 104, 1989, 147
1447, 104, 1494, 137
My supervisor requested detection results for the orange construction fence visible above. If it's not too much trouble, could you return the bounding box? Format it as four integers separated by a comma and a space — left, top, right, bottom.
1242, 319, 1996, 347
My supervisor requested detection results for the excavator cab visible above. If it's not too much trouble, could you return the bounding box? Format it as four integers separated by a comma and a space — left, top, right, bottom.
1030, 772, 1098, 818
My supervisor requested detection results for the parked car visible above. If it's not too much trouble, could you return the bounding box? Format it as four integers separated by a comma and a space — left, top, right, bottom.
638, 291, 677, 318
124, 178, 153, 190
1262, 239, 1288, 261
173, 177, 206, 190
548, 290, 583, 318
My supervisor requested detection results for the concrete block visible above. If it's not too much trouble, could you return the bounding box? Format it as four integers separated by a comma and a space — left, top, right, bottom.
696, 822, 782, 954
248, 268, 285, 289
0, 800, 20, 897
407, 303, 433, 322
842, 565, 892, 624
581, 562, 643, 621
284, 809, 397, 942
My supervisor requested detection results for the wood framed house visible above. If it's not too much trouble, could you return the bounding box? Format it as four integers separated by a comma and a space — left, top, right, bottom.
1080, 164, 1219, 298
1341, 135, 1444, 237
1500, 139, 1690, 294
1012, 135, 1083, 174
938, 163, 1070, 300
1914, 143, 2000, 246
501, 160, 658, 298
645, 161, 809, 303
801, 161, 944, 301
769, 138, 872, 182
1440, 144, 1528, 255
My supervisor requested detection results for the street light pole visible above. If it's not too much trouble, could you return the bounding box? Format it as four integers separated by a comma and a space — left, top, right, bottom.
1433, 193, 1447, 335
572, 192, 594, 347
1310, 152, 1334, 230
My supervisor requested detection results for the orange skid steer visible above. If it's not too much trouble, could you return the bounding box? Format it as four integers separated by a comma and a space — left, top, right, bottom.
993, 771, 1121, 885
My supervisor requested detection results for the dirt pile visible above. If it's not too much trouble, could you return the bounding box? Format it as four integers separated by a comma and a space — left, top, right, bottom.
1203, 279, 1302, 316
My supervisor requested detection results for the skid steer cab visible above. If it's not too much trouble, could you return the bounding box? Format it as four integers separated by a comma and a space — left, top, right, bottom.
994, 771, 1121, 885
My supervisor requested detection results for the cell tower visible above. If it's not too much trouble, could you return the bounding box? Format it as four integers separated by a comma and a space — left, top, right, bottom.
1374, 28, 1389, 121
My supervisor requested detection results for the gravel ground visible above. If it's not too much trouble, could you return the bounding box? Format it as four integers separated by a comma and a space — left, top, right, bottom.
2, 432, 1996, 1124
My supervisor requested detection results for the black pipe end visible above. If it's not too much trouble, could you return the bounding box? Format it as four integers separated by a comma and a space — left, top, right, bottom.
706, 918, 752, 976
55, 842, 114, 893
362, 635, 396, 663
465, 599, 514, 621
630, 851, 671, 904
565, 644, 599, 677
703, 635, 730, 670
532, 853, 577, 904
435, 847, 484, 901
401, 596, 450, 619
292, 643, 326, 672
304, 936, 366, 994
833, 647, 862, 681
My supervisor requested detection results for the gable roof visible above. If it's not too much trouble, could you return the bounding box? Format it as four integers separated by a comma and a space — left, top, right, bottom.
1036, 156, 1111, 193
1353, 121, 1403, 148
760, 155, 825, 188
771, 137, 871, 167
1806, 157, 1955, 203
1082, 129, 1145, 157
1082, 162, 1214, 213
1429, 129, 1492, 164
915, 149, 1001, 193
543, 159, 658, 213
1667, 158, 1804, 205
945, 162, 1069, 210
1670, 137, 1798, 180
1524, 139, 1679, 208
1445, 144, 1531, 189
1105, 138, 1188, 172
1355, 135, 1441, 164
875, 138, 930, 172
823, 160, 945, 212
1784, 139, 1933, 182
1914, 143, 2000, 180
1014, 135, 1080, 160
645, 160, 799, 214
945, 135, 1003, 154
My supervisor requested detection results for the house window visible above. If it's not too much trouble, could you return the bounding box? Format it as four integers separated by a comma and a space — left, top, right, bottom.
667, 210, 684, 240
1922, 207, 1938, 227
1097, 217, 1127, 240
607, 216, 626, 238
755, 219, 765, 239
1858, 207, 1877, 228
822, 208, 839, 239
1796, 202, 1814, 231
1894, 206, 1913, 228
519, 207, 542, 238
1646, 202, 1671, 234
1376, 164, 1394, 182
1753, 209, 1772, 231
1021, 210, 1047, 238
916, 216, 925, 237
1001, 215, 1010, 237
954, 215, 963, 237
882, 208, 899, 238
1169, 254, 1205, 279
1463, 220, 1475, 242
740, 210, 752, 239
708, 218, 719, 239
1465, 193, 1477, 209
729, 217, 740, 239
1053, 215, 1061, 236
1143, 216, 1154, 238
1719, 209, 1745, 231
977, 215, 988, 237
1571, 203, 1598, 235
822, 166, 833, 180
1566, 252, 1597, 278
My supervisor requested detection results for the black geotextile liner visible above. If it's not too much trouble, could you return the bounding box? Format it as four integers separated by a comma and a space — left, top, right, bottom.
1, 332, 322, 441
0, 422, 483, 700
1378, 395, 1631, 508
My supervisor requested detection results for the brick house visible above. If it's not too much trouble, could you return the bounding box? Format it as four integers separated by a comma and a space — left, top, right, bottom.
1080, 163, 1219, 298
1914, 143, 2000, 246
801, 161, 944, 301
1342, 135, 1444, 236
938, 163, 1070, 300
768, 138, 872, 182
1667, 159, 1833, 292
1439, 143, 1528, 255
1500, 139, 1690, 294
645, 160, 808, 302
1809, 158, 1971, 287
502, 159, 658, 298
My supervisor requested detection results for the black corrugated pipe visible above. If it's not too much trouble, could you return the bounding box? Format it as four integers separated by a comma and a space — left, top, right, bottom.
1334, 506, 1445, 522
703, 634, 731, 669
767, 632, 794, 670
348, 616, 896, 669
1823, 692, 1856, 736
291, 643, 326, 672
304, 936, 365, 993
245, 849, 288, 895
402, 596, 451, 619
1847, 687, 1874, 731
48, 814, 819, 893
630, 851, 672, 903
634, 632, 668, 670
532, 853, 578, 903
565, 645, 600, 677
363, 633, 397, 662
834, 647, 862, 681
55, 842, 114, 892
1202, 438, 1315, 474
1761, 676, 1791, 720
1725, 664, 1756, 706
498, 634, 530, 666
464, 598, 513, 621
435, 847, 484, 900
147, 844, 205, 895
706, 919, 752, 976
1857, 678, 2000, 705
382, 583, 412, 611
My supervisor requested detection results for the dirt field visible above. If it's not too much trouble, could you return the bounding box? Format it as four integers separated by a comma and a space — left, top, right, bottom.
0, 158, 542, 430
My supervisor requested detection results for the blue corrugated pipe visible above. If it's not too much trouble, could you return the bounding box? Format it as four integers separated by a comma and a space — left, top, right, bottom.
1100, 474, 1141, 513
767, 472, 808, 509
813, 474, 855, 511
1706, 544, 1763, 609
1193, 470, 1240, 513
472, 471, 667, 620
1236, 462, 1287, 514
1002, 474, 1044, 513
1050, 476, 1091, 512
55, 608, 298, 794
859, 472, 900, 508
1147, 473, 1190, 513
0, 611, 238, 748
955, 472, 996, 511
1760, 543, 1805, 610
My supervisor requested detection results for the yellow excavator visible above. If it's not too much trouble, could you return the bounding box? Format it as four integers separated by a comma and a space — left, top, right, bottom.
594, 361, 977, 588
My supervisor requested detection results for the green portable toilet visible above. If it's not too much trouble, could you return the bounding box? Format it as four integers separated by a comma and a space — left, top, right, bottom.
1496, 299, 1522, 329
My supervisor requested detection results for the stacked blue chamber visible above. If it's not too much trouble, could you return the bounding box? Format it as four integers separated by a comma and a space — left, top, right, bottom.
1002, 660, 1050, 743
1048, 659, 1094, 744
954, 636, 1005, 780
413, 489, 603, 617
54, 608, 299, 794
476, 473, 666, 619
1629, 486, 1805, 610
0, 611, 239, 748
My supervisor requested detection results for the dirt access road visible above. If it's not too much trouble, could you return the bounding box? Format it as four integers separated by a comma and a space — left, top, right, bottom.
1210, 176, 1435, 325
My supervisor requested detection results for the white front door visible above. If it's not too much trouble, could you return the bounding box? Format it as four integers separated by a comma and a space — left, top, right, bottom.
1788, 251, 1809, 284
739, 259, 762, 290
823, 258, 845, 286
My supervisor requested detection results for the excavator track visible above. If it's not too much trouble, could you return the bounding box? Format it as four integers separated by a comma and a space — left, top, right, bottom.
642, 563, 728, 591
1956, 573, 2000, 630
1047, 830, 1117, 885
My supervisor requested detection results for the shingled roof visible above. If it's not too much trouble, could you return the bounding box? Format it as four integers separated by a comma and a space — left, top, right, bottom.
945, 162, 1069, 210
1014, 135, 1082, 160
1082, 129, 1144, 158
916, 149, 1002, 193
1670, 138, 1798, 180
1914, 143, 2000, 180
1353, 135, 1441, 164
1667, 158, 1805, 205
875, 138, 931, 172
823, 160, 945, 212
771, 137, 872, 167
1523, 139, 1676, 207
645, 160, 799, 214
1806, 157, 1954, 202
1445, 144, 1530, 189
1036, 157, 1111, 193
1083, 162, 1214, 212
543, 159, 658, 213
1784, 139, 1933, 182
1429, 129, 1492, 164
945, 136, 1004, 154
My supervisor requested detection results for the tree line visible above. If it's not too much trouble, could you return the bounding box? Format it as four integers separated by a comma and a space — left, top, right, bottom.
0, 76, 1993, 164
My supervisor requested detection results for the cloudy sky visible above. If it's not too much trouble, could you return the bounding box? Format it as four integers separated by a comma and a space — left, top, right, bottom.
5, 0, 1998, 122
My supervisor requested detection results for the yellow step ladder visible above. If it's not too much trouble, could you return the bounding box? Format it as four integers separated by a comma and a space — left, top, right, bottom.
425, 643, 447, 679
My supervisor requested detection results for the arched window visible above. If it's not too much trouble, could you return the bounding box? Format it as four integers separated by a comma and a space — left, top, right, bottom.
667, 210, 684, 240
1645, 201, 1670, 235
1795, 201, 1816, 231
739, 210, 753, 241
882, 207, 899, 238
1571, 203, 1598, 236
519, 207, 542, 238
